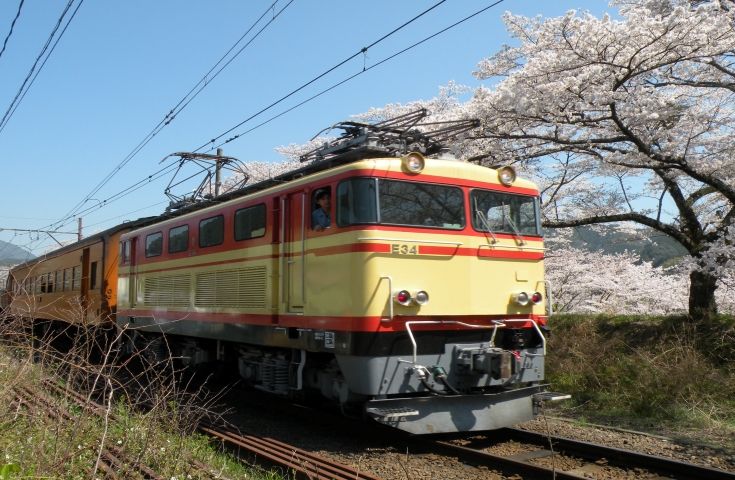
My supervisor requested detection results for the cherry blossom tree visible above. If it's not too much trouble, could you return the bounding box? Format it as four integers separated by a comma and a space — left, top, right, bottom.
249, 0, 735, 319
461, 0, 735, 320
545, 247, 689, 314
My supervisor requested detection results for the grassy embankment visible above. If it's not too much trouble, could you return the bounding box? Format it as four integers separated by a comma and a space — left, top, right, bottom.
546, 314, 735, 446
0, 317, 286, 479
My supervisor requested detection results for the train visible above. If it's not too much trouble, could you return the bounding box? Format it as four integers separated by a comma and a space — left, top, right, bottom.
4, 111, 566, 434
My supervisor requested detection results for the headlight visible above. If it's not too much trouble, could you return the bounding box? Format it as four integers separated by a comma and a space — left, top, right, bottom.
497, 166, 516, 186
511, 292, 529, 306
403, 152, 425, 173
413, 290, 429, 306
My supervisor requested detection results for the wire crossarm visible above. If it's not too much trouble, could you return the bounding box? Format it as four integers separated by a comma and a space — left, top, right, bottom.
299, 109, 480, 164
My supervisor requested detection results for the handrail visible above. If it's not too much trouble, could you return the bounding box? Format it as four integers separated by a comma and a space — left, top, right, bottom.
358, 237, 462, 246
280, 198, 286, 303
379, 276, 393, 322
404, 318, 547, 364
301, 193, 305, 304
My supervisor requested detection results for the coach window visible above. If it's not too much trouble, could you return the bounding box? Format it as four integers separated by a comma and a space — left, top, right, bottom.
72, 267, 81, 290
63, 269, 71, 291
47, 272, 54, 293
168, 225, 189, 253
40, 274, 47, 294
34, 276, 41, 294
234, 204, 266, 241
55, 271, 62, 292
199, 215, 224, 248
145, 232, 163, 257
90, 262, 98, 289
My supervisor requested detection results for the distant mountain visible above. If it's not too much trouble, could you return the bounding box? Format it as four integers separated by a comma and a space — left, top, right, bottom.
550, 226, 689, 268
0, 240, 36, 266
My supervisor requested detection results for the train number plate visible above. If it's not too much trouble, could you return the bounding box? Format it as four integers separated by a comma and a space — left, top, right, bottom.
391, 244, 418, 255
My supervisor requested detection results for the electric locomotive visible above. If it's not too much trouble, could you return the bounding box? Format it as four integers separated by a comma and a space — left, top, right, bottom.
6, 110, 566, 433
115, 111, 565, 434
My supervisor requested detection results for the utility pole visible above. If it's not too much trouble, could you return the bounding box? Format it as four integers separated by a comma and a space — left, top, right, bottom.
78, 218, 83, 242
215, 148, 223, 197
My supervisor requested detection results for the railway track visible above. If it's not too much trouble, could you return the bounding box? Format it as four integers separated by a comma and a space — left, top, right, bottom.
422, 427, 735, 480
207, 382, 735, 480
15, 382, 167, 479
23, 341, 735, 480
44, 378, 384, 480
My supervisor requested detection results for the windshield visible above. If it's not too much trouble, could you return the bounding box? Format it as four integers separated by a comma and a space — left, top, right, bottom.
337, 178, 465, 229
470, 189, 539, 236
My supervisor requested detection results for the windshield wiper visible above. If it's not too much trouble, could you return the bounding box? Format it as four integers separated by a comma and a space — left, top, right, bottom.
474, 197, 498, 244
502, 203, 526, 245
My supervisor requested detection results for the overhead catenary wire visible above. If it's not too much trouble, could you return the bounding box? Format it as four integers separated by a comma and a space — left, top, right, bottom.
194, 0, 449, 153
0, 0, 80, 133
51, 0, 294, 232
205, 0, 505, 152
0, 0, 84, 135
50, 0, 451, 231
49, 0, 441, 233
34, 1, 503, 239
0, 0, 25, 61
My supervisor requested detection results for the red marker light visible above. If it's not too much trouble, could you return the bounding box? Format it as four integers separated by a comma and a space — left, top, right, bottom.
394, 290, 411, 305
531, 292, 543, 304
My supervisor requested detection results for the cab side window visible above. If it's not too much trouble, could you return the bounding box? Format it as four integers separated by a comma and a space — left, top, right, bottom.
311, 187, 332, 232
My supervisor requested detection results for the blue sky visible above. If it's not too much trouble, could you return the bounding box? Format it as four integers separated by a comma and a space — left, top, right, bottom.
0, 0, 612, 255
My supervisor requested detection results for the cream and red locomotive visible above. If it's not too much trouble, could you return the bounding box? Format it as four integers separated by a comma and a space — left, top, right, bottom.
7, 112, 564, 433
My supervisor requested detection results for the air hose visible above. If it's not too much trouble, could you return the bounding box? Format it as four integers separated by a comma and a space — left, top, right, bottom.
430, 365, 461, 395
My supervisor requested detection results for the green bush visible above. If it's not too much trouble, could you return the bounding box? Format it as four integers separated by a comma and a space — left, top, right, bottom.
546, 314, 735, 437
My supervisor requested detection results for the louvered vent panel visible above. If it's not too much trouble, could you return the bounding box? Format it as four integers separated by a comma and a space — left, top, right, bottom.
143, 274, 190, 307
240, 267, 266, 308
194, 266, 266, 309
195, 272, 217, 307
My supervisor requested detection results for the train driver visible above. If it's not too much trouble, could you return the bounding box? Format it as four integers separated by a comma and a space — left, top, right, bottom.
312, 188, 331, 232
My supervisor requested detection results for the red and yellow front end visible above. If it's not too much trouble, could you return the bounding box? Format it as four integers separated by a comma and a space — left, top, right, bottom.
300, 156, 552, 433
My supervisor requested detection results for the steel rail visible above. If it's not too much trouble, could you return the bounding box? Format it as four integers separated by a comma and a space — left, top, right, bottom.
42, 379, 384, 480
18, 383, 166, 480
502, 427, 735, 480
197, 418, 384, 480
415, 437, 589, 480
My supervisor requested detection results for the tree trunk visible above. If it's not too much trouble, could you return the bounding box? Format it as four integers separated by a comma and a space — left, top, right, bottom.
688, 269, 718, 321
